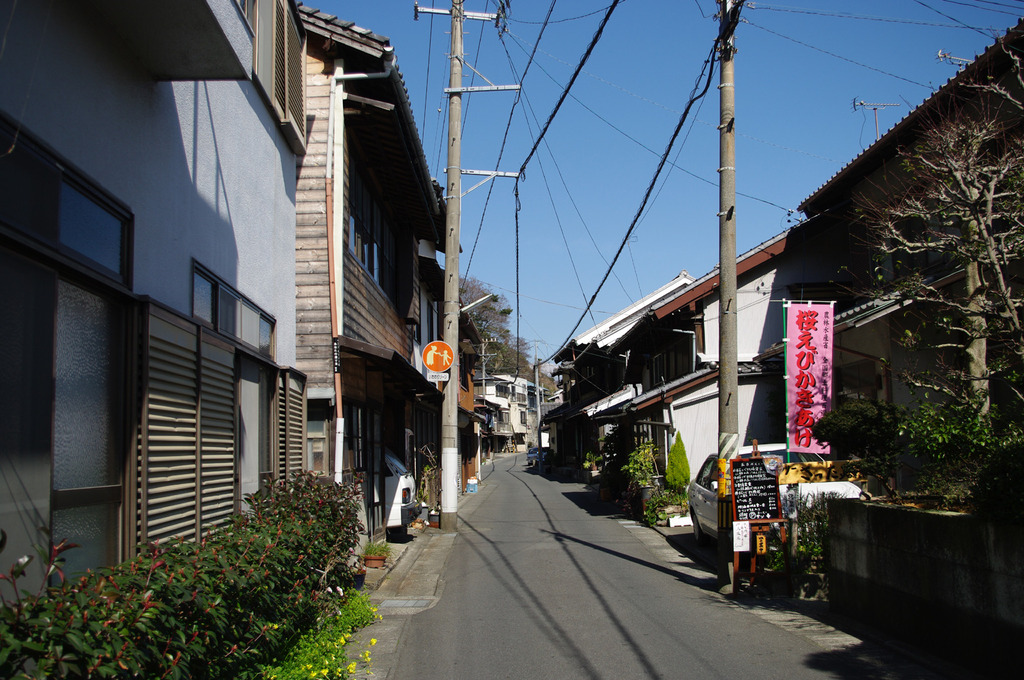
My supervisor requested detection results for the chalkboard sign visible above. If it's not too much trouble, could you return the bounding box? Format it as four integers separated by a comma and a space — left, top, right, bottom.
730, 458, 781, 521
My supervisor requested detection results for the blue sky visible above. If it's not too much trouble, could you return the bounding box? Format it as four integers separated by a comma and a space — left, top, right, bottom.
312, 1, 1020, 361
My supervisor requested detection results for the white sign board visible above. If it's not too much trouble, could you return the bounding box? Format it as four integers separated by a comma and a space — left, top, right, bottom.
427, 371, 449, 382
733, 520, 751, 552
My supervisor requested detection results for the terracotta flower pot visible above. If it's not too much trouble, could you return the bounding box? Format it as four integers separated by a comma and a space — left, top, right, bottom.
363, 554, 386, 569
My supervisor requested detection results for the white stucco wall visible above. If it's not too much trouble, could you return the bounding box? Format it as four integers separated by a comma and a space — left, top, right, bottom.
702, 233, 849, 363
0, 0, 297, 365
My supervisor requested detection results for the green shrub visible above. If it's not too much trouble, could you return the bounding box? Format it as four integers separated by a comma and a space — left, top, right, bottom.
0, 472, 364, 679
972, 441, 1024, 524
665, 433, 690, 492
813, 399, 904, 497
641, 489, 688, 528
623, 440, 657, 491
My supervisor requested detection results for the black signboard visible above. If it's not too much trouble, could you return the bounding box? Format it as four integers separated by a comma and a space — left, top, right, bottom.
730, 458, 781, 521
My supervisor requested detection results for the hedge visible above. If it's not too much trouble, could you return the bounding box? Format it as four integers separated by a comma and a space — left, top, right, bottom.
0, 472, 364, 679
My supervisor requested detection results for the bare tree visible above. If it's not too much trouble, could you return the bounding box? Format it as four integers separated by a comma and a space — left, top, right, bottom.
856, 54, 1024, 410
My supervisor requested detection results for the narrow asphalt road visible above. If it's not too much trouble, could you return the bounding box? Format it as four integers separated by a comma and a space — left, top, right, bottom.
358, 454, 963, 680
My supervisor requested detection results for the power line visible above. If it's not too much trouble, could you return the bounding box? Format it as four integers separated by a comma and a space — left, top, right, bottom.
545, 37, 720, 364
508, 4, 614, 24
420, 0, 436, 133
512, 0, 624, 363
936, 0, 1023, 18
506, 30, 839, 163
474, 277, 615, 314
505, 29, 797, 215
502, 39, 636, 303
914, 0, 1003, 37
744, 19, 936, 89
464, 0, 559, 278
748, 4, 1008, 25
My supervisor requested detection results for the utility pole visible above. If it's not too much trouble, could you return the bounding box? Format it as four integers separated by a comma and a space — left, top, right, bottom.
534, 341, 542, 452
478, 338, 496, 462
439, 0, 465, 533
717, 0, 741, 591
416, 1, 516, 532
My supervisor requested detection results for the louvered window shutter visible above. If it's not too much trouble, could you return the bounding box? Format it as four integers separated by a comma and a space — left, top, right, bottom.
277, 371, 306, 478
141, 315, 200, 543
285, 9, 305, 145
141, 312, 237, 544
272, 0, 287, 116
199, 340, 236, 528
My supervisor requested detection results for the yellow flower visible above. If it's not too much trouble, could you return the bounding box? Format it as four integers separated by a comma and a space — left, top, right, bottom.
347, 662, 357, 673
370, 638, 377, 646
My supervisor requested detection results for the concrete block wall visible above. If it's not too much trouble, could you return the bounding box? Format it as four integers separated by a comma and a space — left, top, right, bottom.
829, 500, 1024, 675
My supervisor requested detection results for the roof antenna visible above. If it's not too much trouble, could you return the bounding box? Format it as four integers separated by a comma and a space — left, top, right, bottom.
852, 99, 901, 142
937, 50, 970, 71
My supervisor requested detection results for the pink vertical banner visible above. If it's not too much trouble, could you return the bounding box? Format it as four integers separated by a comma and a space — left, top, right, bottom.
785, 302, 833, 455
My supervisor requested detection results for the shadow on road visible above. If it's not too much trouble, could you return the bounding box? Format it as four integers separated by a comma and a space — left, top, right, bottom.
538, 527, 719, 591
561, 489, 619, 517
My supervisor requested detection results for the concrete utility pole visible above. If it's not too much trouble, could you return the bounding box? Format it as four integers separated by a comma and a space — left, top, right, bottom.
717, 0, 740, 590
439, 0, 465, 533
534, 341, 542, 450
416, 1, 514, 532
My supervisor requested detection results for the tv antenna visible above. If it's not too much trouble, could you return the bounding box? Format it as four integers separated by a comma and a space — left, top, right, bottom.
937, 50, 970, 70
852, 99, 900, 142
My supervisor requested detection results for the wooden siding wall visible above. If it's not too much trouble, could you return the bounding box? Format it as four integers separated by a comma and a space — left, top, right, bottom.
340, 136, 419, 359
295, 52, 334, 391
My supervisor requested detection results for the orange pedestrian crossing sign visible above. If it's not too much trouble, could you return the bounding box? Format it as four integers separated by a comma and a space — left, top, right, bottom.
423, 340, 454, 373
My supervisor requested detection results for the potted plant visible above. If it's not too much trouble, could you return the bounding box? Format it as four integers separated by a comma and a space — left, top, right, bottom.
353, 566, 367, 590
361, 540, 391, 569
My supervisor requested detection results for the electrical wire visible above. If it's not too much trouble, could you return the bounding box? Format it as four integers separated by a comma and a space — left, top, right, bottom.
914, 0, 1003, 37
463, 0, 559, 279
508, 5, 614, 25
502, 37, 636, 302
748, 4, 1007, 26
505, 29, 839, 163
544, 36, 720, 364
513, 0, 624, 364
420, 0, 436, 134
743, 19, 936, 89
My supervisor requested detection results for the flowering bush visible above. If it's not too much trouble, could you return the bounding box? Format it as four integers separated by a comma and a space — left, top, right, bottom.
0, 472, 364, 679
258, 592, 379, 680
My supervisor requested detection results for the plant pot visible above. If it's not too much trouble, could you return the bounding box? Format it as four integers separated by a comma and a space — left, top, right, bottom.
362, 554, 386, 569
600, 488, 611, 502
428, 512, 440, 528
353, 571, 366, 590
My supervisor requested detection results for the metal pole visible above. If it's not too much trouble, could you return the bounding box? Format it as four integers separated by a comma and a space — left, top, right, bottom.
440, 0, 464, 533
717, 0, 740, 590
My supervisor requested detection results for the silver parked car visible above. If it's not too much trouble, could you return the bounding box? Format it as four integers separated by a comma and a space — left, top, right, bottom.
687, 444, 854, 545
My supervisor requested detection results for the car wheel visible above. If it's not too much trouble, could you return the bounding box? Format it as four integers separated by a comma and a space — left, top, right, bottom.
691, 505, 711, 546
